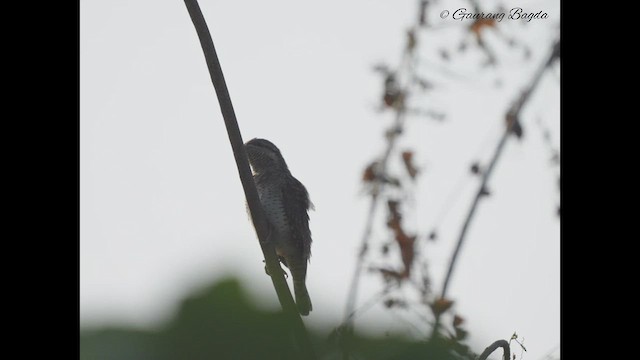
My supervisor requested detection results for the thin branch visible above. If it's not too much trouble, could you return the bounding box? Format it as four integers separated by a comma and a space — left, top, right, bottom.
343, 108, 406, 325
343, 190, 380, 324
342, 7, 428, 360
440, 39, 560, 299
182, 1, 316, 358
478, 339, 511, 360
431, 39, 559, 336
341, 111, 406, 360
343, 3, 427, 331
344, 283, 397, 324
387, 307, 428, 337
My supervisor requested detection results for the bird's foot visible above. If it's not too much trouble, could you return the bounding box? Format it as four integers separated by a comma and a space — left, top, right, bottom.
263, 260, 289, 278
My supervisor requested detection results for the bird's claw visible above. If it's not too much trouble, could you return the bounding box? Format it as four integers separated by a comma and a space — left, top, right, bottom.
263, 259, 288, 278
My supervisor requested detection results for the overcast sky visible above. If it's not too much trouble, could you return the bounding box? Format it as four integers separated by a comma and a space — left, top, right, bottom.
81, 0, 560, 358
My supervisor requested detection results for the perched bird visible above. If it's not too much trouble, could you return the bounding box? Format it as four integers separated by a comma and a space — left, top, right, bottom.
245, 138, 314, 315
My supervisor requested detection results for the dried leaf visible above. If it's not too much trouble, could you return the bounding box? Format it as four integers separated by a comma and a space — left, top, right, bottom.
385, 232, 415, 277
384, 298, 407, 308
386, 200, 416, 278
401, 151, 419, 179
375, 267, 405, 281
387, 200, 400, 220
470, 18, 496, 39
453, 314, 465, 327
430, 297, 454, 315
383, 91, 406, 110
470, 162, 481, 175
513, 122, 523, 138
398, 234, 416, 277
386, 215, 401, 234
362, 162, 378, 182
383, 73, 404, 109
454, 327, 468, 340
383, 93, 396, 107
506, 112, 524, 139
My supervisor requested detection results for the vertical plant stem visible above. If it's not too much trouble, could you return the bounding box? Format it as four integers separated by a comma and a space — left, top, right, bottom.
182, 1, 316, 358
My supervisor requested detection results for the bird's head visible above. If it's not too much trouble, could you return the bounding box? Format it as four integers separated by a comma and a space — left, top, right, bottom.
245, 138, 289, 174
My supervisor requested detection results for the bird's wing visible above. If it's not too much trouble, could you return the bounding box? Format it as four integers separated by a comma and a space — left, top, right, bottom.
282, 176, 313, 260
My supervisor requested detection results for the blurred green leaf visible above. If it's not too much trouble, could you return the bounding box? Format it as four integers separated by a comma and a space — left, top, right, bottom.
81, 277, 464, 360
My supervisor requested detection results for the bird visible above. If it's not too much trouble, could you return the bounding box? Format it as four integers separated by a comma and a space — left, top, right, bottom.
245, 138, 314, 315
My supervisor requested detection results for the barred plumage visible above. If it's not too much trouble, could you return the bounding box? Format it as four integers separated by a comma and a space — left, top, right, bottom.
245, 138, 313, 315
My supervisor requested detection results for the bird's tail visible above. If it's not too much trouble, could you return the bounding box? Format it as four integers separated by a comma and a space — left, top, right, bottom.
293, 280, 312, 316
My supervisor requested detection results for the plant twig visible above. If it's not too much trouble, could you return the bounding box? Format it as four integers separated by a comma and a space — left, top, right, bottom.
340, 110, 406, 360
344, 283, 397, 324
478, 339, 511, 360
433, 39, 559, 334
343, 109, 406, 324
342, 6, 428, 360
182, 1, 316, 358
440, 38, 560, 299
343, 2, 427, 332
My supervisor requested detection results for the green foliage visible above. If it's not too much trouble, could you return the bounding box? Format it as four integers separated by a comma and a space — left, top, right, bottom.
81, 278, 460, 360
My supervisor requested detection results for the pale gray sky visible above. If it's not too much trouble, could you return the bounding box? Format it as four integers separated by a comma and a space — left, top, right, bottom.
81, 0, 560, 358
